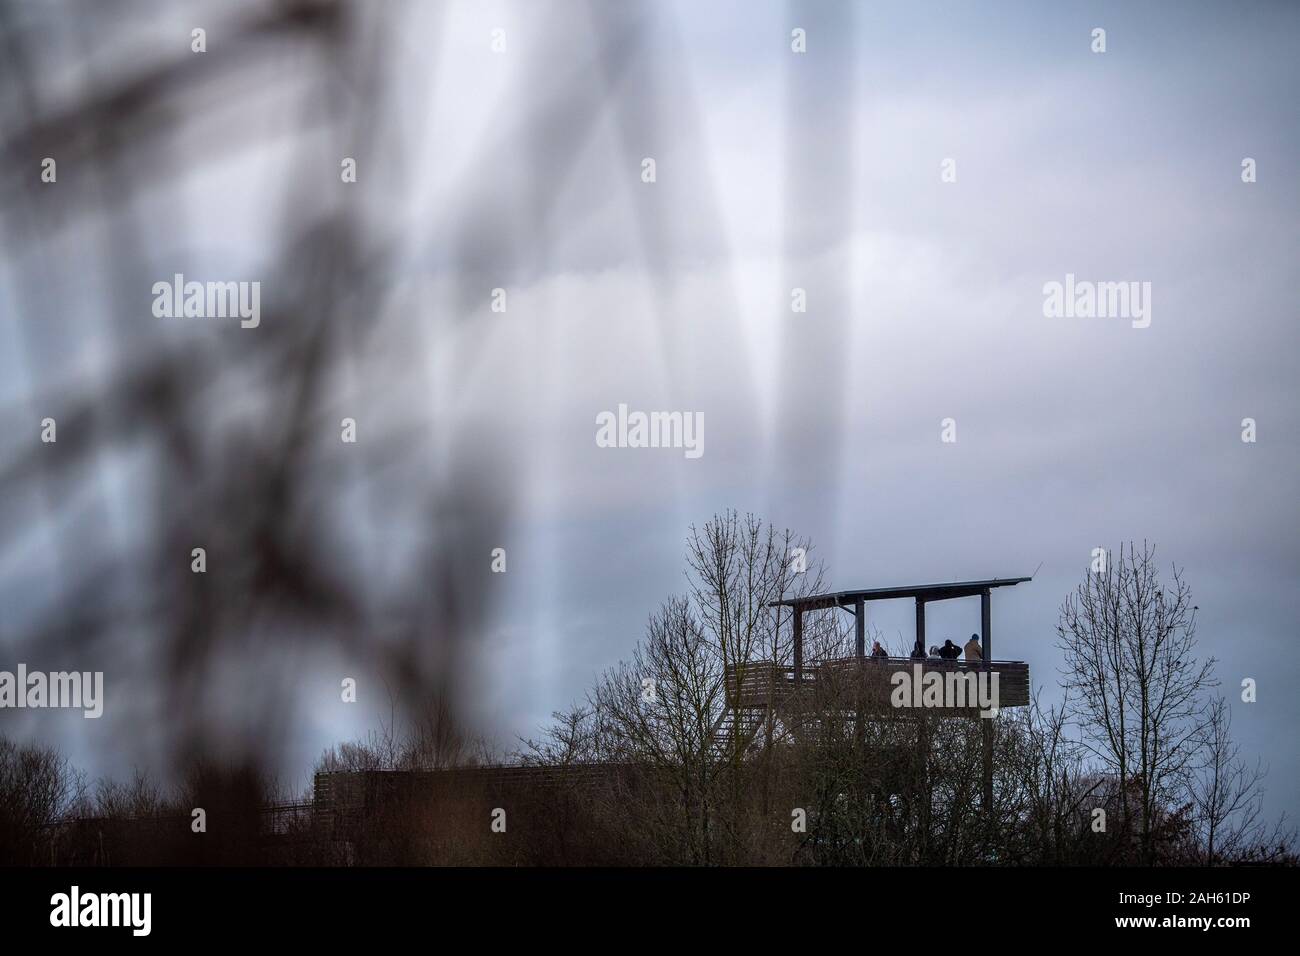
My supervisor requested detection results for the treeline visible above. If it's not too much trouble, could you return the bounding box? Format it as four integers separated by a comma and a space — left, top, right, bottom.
1, 514, 1293, 866
504, 518, 1294, 866
0, 739, 301, 865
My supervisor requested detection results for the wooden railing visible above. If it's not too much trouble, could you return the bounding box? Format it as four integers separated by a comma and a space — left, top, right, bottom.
724, 656, 1029, 713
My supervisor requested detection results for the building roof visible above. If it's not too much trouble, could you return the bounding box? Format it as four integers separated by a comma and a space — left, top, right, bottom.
770, 576, 1032, 610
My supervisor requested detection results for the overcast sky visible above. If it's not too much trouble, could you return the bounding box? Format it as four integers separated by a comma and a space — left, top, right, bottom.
2, 0, 1297, 822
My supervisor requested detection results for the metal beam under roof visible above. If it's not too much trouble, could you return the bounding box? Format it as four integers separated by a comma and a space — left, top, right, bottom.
770, 576, 1032, 609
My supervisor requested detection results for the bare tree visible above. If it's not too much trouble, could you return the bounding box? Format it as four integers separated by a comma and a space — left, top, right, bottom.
0, 736, 87, 864
1057, 542, 1216, 862
519, 705, 602, 767
1000, 693, 1102, 864
685, 511, 820, 675
1189, 696, 1292, 864
591, 596, 724, 862
684, 511, 833, 806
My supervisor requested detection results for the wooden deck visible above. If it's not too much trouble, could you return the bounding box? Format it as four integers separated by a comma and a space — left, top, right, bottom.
725, 656, 1030, 714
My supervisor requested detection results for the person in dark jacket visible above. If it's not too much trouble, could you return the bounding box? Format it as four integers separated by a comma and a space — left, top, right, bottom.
870, 640, 888, 658
938, 639, 962, 660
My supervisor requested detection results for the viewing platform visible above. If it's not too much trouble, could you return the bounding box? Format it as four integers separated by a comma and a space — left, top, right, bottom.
733, 576, 1033, 717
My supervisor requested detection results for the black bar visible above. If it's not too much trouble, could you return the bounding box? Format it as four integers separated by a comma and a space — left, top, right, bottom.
792, 608, 803, 682
0, 865, 1281, 943
854, 596, 865, 658
981, 587, 991, 668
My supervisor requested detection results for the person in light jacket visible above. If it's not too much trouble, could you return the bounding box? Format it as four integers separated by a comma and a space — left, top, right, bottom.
964, 633, 983, 662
